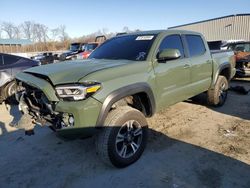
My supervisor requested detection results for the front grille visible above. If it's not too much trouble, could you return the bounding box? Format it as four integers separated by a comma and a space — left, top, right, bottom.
16, 79, 64, 130
18, 81, 53, 116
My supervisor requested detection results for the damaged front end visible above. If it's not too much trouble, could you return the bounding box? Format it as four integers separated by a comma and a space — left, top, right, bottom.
14, 81, 75, 135
235, 52, 250, 77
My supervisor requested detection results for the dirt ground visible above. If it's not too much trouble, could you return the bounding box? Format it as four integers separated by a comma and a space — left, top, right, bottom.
0, 79, 249, 188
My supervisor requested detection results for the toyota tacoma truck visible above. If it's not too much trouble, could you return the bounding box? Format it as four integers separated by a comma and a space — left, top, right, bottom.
14, 30, 236, 167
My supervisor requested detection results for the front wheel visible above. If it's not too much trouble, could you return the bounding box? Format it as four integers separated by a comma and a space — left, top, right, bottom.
207, 75, 228, 107
4, 81, 19, 104
95, 106, 148, 168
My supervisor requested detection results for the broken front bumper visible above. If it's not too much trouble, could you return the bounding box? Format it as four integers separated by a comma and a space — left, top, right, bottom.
15, 72, 102, 137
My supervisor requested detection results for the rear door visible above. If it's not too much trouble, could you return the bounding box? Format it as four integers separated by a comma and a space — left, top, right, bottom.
154, 34, 191, 109
183, 34, 212, 93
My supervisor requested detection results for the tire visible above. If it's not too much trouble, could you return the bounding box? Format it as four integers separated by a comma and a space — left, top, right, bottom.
0, 88, 6, 104
4, 81, 19, 104
96, 106, 148, 168
207, 76, 228, 107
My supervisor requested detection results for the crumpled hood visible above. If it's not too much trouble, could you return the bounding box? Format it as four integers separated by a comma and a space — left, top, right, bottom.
24, 59, 131, 85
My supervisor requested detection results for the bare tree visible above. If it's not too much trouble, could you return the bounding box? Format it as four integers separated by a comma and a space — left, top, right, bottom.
13, 26, 22, 39
21, 21, 34, 40
102, 28, 109, 35
51, 27, 60, 41
122, 26, 130, 33
32, 23, 41, 42
32, 23, 48, 43
58, 25, 68, 42
40, 24, 49, 43
1, 22, 15, 39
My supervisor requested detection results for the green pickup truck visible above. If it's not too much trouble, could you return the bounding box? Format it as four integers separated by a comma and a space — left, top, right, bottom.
14, 30, 236, 167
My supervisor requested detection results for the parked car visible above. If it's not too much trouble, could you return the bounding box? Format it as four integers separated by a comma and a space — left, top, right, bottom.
0, 53, 40, 103
226, 41, 250, 77
31, 52, 55, 65
59, 42, 85, 61
78, 43, 99, 59
14, 30, 235, 167
78, 35, 106, 59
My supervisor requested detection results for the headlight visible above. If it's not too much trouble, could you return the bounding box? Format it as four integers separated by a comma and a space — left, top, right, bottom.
55, 83, 101, 101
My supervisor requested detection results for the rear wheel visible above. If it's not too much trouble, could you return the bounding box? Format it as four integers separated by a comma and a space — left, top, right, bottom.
207, 76, 228, 106
95, 106, 148, 168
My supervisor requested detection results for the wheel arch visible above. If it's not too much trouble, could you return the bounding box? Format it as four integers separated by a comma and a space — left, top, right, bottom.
214, 63, 231, 85
95, 83, 156, 127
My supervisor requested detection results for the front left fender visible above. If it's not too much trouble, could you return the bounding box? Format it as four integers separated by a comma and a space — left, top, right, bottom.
0, 71, 13, 88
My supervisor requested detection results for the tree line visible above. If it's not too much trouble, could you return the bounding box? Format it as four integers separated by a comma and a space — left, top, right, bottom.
0, 21, 68, 43
0, 21, 138, 53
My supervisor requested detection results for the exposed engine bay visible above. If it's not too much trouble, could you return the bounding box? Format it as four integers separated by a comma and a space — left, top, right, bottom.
13, 80, 74, 134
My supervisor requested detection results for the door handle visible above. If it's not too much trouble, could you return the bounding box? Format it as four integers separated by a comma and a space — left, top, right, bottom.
183, 64, 190, 69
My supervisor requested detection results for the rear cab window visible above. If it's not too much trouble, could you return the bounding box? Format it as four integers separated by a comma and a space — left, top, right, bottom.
185, 35, 206, 57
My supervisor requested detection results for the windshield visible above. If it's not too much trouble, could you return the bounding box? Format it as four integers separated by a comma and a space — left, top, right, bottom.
89, 35, 156, 61
70, 44, 80, 51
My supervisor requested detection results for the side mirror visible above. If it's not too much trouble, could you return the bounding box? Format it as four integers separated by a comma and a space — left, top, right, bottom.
157, 49, 181, 62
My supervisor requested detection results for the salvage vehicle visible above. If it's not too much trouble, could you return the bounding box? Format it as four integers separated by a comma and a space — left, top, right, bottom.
0, 53, 40, 104
59, 42, 86, 61
226, 41, 250, 77
78, 35, 107, 59
77, 43, 98, 59
31, 52, 55, 65
14, 30, 236, 167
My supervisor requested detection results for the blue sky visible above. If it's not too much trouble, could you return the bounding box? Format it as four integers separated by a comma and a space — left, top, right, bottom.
0, 0, 249, 38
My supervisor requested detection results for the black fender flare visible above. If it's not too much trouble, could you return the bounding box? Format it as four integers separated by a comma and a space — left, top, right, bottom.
95, 83, 156, 126
214, 62, 231, 85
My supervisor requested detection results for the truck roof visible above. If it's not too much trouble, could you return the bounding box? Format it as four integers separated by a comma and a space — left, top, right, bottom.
120, 29, 202, 36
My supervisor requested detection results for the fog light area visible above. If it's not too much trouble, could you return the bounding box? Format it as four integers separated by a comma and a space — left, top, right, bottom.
61, 113, 75, 128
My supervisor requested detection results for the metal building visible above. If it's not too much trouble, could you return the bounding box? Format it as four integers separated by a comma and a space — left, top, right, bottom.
0, 39, 32, 53
169, 14, 250, 42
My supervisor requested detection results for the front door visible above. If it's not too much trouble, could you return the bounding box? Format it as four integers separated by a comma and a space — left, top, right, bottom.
153, 34, 191, 110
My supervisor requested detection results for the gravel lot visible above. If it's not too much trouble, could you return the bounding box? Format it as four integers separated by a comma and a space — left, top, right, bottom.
0, 79, 249, 188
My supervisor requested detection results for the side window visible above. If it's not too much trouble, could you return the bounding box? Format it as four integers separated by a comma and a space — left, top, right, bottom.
185, 35, 206, 57
158, 35, 185, 58
3, 55, 20, 65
